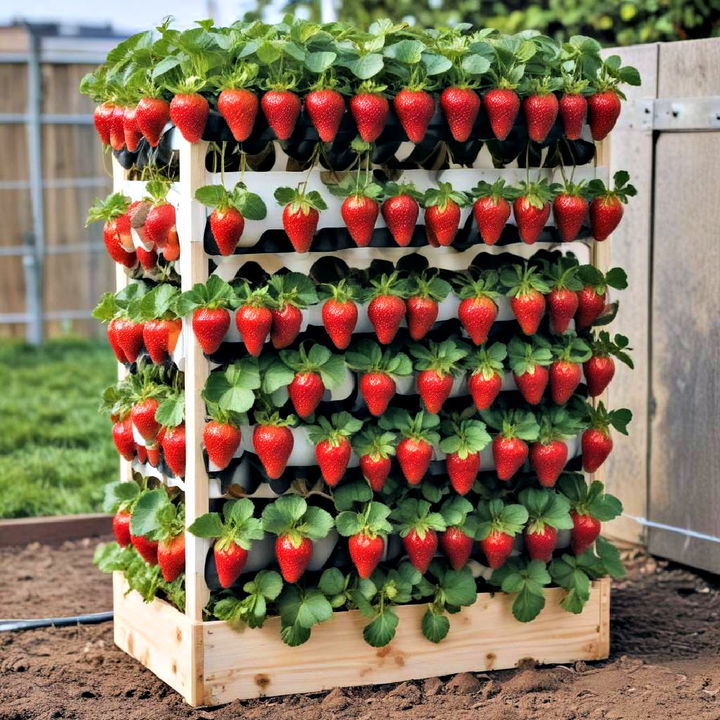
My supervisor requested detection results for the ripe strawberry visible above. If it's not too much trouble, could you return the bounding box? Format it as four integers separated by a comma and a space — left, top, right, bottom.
112, 509, 132, 547
236, 303, 272, 356
588, 90, 621, 141
349, 534, 384, 578
316, 437, 351, 486
322, 294, 358, 350
103, 221, 136, 267
584, 355, 615, 397
582, 428, 612, 473
288, 372, 325, 419
424, 202, 461, 247
412, 339, 467, 414
283, 203, 319, 253
549, 360, 582, 404
575, 286, 606, 329
144, 202, 176, 249
170, 93, 209, 143
553, 191, 588, 242
115, 319, 144, 363
107, 318, 127, 363
162, 424, 186, 477
493, 436, 528, 481
514, 366, 549, 405
472, 179, 512, 245
382, 192, 419, 247
359, 454, 392, 491
210, 207, 245, 256
193, 307, 230, 355
530, 440, 568, 487
342, 194, 379, 248
417, 370, 453, 414
135, 444, 148, 463
217, 88, 258, 142
353, 427, 396, 492
146, 444, 161, 467
514, 190, 551, 244
136, 97, 170, 147
459, 295, 497, 345
158, 533, 185, 582
360, 372, 396, 416
480, 529, 514, 569
131, 534, 159, 565
469, 371, 503, 410
403, 528, 438, 573
440, 526, 474, 570
253, 421, 294, 479
548, 288, 578, 334
440, 86, 481, 142
406, 296, 438, 340
350, 92, 389, 142
132, 398, 160, 442
93, 102, 114, 145
484, 88, 520, 141
203, 420, 241, 470
122, 106, 143, 152
261, 90, 302, 140
305, 88, 345, 143
511, 290, 546, 335
109, 105, 126, 151
446, 452, 480, 495
394, 88, 435, 143
136, 246, 157, 271
559, 93, 587, 140
275, 535, 313, 582
525, 525, 558, 562
214, 542, 249, 588
368, 295, 406, 345
590, 194, 623, 241
523, 92, 558, 143
271, 304, 303, 349
397, 438, 433, 485
570, 511, 601, 555
143, 318, 181, 364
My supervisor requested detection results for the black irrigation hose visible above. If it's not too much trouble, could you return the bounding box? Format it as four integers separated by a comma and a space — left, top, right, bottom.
0, 611, 113, 633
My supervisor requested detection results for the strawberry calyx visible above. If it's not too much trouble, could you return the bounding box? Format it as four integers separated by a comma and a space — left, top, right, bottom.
216, 63, 260, 91
274, 185, 328, 215
536, 406, 584, 444
475, 497, 528, 538
519, 487, 573, 534
233, 282, 271, 310
439, 496, 478, 535
481, 407, 539, 442
391, 498, 446, 540
407, 272, 452, 302
515, 179, 555, 210
422, 181, 468, 212
86, 192, 131, 225
508, 336, 553, 375
307, 411, 363, 448
352, 426, 397, 461
557, 473, 623, 521
453, 269, 500, 300
544, 258, 583, 292
261, 495, 334, 545
268, 271, 318, 311
552, 333, 592, 364
588, 331, 634, 367
380, 408, 440, 445
381, 181, 422, 204
586, 171, 637, 204
177, 275, 235, 313
321, 278, 362, 305
254, 407, 297, 429
466, 341, 507, 381
187, 497, 264, 553
440, 417, 491, 459
501, 262, 551, 299
583, 400, 632, 437
368, 271, 409, 301
280, 342, 346, 390
410, 339, 469, 379
470, 178, 516, 204
346, 338, 412, 376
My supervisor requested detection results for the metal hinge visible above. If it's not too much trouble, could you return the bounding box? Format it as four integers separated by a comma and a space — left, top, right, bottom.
617, 96, 720, 132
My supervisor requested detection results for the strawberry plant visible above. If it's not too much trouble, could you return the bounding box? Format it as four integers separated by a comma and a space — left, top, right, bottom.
274, 186, 328, 253
352, 426, 397, 491
519, 487, 574, 562
411, 339, 469, 414
530, 406, 584, 487
508, 336, 553, 405
549, 333, 592, 404
392, 498, 447, 573
439, 416, 491, 495
422, 182, 468, 247
308, 412, 364, 486
501, 262, 551, 335
405, 272, 452, 341
489, 558, 551, 622
453, 270, 500, 345
475, 498, 529, 569
336, 501, 393, 578
320, 279, 362, 350
438, 496, 480, 569
176, 276, 235, 355
267, 272, 318, 349
465, 342, 507, 410
470, 180, 515, 246
481, 406, 540, 481
380, 409, 440, 485
580, 401, 632, 473
584, 331, 633, 397
586, 171, 637, 241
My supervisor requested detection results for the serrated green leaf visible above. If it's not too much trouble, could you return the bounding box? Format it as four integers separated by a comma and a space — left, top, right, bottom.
363, 608, 399, 647
421, 610, 450, 643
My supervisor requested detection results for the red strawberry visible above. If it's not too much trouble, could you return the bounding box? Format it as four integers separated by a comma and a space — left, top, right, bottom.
581, 428, 612, 473
382, 193, 419, 247
458, 296, 497, 345
549, 360, 582, 404
131, 534, 159, 565
424, 201, 460, 247
530, 440, 568, 487
584, 355, 615, 397
276, 535, 313, 582
525, 525, 558, 562
511, 290, 546, 335
403, 528, 438, 573
524, 92, 558, 143
588, 90, 621, 141
283, 204, 319, 253
368, 294, 406, 345
122, 106, 143, 152
136, 97, 170, 147
316, 437, 351, 486
446, 452, 480, 495
215, 542, 249, 588
468, 371, 503, 411
342, 194, 379, 248
288, 372, 325, 419
349, 534, 384, 578
114, 212, 134, 252
406, 296, 438, 340
514, 366, 549, 405
575, 286, 606, 329
170, 93, 209, 143
135, 444, 148, 463
162, 424, 186, 477
440, 86, 481, 142
553, 192, 588, 242
261, 90, 301, 140
484, 88, 520, 141
144, 202, 176, 248
559, 93, 587, 140
112, 509, 132, 547
114, 319, 144, 363
142, 318, 180, 364
350, 92, 389, 143
136, 246, 157, 271
107, 318, 127, 363
570, 511, 601, 555
271, 304, 303, 349
548, 288, 578, 334
440, 526, 474, 570
514, 194, 551, 244
253, 422, 294, 479
394, 89, 435, 143
322, 298, 358, 350
590, 195, 623, 241
132, 398, 160, 442
305, 88, 345, 143
493, 436, 528, 481
397, 438, 433, 485
480, 529, 514, 569
103, 221, 136, 267
193, 307, 230, 355
210, 207, 245, 256
360, 372, 396, 416
236, 304, 272, 356
109, 105, 126, 151
417, 370, 453, 414
146, 444, 160, 467
93, 102, 114, 145
473, 195, 511, 246
217, 88, 258, 142
359, 454, 392, 491
203, 420, 241, 470
158, 533, 185, 582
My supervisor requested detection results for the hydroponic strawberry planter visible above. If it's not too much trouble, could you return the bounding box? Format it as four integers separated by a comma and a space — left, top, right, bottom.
88, 21, 636, 708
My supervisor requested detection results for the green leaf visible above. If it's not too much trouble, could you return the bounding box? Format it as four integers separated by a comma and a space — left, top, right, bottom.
422, 610, 450, 643
261, 360, 295, 394
421, 53, 452, 76
462, 54, 491, 75
333, 480, 373, 511
319, 567, 345, 596
335, 511, 363, 537
195, 185, 229, 208
363, 608, 399, 647
305, 51, 336, 73
255, 570, 284, 601
130, 489, 169, 538
595, 537, 626, 579
384, 39, 424, 64
441, 568, 477, 607
187, 512, 224, 538
300, 506, 335, 540
204, 358, 260, 414
155, 393, 184, 428
262, 495, 307, 535
512, 587, 546, 622
318, 354, 346, 389
350, 53, 384, 80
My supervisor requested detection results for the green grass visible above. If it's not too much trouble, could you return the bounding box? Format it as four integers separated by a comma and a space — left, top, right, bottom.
0, 338, 118, 518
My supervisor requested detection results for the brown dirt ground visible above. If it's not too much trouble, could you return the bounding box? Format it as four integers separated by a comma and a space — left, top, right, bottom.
0, 539, 719, 720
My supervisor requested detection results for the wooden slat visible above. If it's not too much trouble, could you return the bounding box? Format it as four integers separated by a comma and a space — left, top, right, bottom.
0, 513, 111, 547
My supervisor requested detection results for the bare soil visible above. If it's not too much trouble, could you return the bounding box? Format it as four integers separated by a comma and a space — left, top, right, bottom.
0, 539, 719, 720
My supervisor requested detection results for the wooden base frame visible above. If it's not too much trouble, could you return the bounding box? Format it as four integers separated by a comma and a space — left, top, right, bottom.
113, 572, 610, 707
